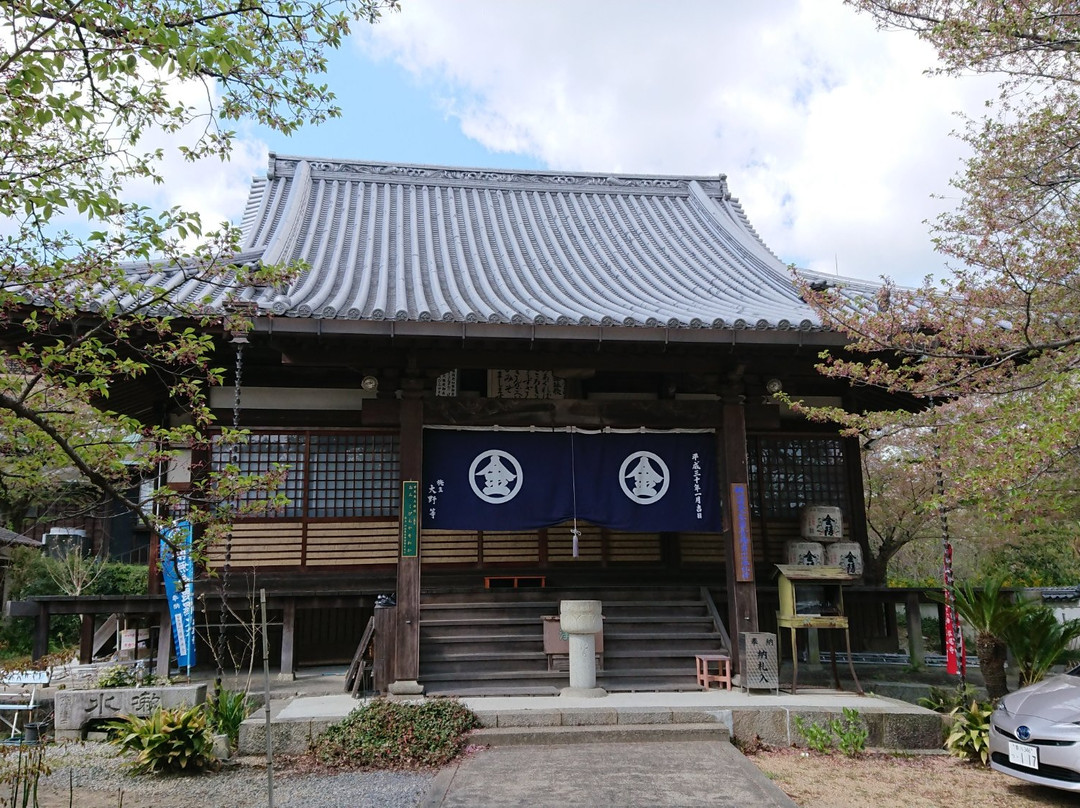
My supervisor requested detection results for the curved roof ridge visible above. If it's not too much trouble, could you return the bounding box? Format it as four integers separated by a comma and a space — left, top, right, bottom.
268, 153, 728, 195
219, 154, 835, 334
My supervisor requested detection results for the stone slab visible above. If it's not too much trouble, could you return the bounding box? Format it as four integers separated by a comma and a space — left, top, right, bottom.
238, 716, 335, 756
561, 708, 618, 726
615, 707, 672, 725
54, 684, 206, 736
496, 709, 562, 728
469, 723, 729, 747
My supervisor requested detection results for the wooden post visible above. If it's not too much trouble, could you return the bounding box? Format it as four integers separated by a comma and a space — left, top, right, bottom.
721, 388, 759, 670
279, 598, 296, 679
79, 614, 95, 665
392, 390, 423, 691
906, 591, 926, 667
374, 604, 397, 693
31, 603, 49, 662
156, 608, 172, 676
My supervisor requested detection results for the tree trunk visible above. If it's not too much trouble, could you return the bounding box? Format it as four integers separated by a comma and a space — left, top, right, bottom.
977, 632, 1009, 700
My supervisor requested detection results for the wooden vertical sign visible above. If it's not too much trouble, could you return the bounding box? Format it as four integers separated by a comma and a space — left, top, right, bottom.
730, 482, 754, 582
401, 480, 419, 558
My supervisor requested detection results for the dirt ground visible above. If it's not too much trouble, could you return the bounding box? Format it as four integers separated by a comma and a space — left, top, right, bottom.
748, 748, 1077, 808
15, 748, 1080, 808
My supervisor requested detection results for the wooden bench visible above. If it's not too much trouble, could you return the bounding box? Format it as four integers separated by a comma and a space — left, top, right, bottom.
0, 670, 48, 738
695, 654, 732, 691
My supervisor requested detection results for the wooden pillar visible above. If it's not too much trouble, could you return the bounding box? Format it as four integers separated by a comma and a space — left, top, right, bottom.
392, 389, 423, 691
279, 598, 296, 679
373, 604, 397, 693
721, 387, 759, 670
156, 608, 173, 676
31, 604, 49, 662
906, 591, 926, 667
79, 614, 95, 665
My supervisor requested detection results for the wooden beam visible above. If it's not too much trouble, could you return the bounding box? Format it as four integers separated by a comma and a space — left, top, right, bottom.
721, 392, 760, 671
426, 398, 725, 429
280, 599, 296, 677
393, 393, 423, 684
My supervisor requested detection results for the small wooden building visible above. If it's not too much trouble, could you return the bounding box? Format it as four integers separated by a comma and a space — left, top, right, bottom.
63, 156, 893, 691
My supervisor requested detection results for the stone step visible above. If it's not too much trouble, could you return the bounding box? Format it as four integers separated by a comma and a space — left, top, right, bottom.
469, 722, 728, 746
420, 587, 703, 605
237, 697, 946, 756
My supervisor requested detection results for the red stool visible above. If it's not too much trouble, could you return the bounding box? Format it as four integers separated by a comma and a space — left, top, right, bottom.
695, 653, 732, 690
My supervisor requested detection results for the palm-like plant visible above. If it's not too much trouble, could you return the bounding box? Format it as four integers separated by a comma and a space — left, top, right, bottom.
1002, 604, 1080, 688
945, 579, 1029, 699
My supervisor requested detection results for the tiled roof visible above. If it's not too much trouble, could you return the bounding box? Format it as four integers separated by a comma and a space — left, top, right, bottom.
180, 155, 843, 334
0, 527, 40, 547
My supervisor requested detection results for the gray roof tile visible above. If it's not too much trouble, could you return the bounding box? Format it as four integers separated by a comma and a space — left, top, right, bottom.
215, 155, 832, 332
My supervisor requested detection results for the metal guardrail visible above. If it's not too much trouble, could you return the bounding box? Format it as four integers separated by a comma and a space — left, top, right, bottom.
812, 651, 981, 668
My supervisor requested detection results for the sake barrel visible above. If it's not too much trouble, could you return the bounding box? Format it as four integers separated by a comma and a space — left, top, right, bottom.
786, 541, 824, 567
800, 505, 843, 541
826, 542, 863, 576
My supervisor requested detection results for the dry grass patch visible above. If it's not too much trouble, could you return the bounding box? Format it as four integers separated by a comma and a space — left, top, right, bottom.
748, 748, 1076, 808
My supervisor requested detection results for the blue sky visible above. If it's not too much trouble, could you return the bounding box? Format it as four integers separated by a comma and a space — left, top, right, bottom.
151, 1, 999, 286
256, 48, 543, 172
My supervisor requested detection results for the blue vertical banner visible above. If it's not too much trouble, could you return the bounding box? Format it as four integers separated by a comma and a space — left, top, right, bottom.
423, 428, 721, 532
160, 520, 196, 670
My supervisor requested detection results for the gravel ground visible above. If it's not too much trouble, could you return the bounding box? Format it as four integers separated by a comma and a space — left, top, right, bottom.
9, 742, 435, 808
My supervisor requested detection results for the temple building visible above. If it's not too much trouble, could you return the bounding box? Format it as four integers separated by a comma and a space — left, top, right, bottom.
35, 155, 896, 693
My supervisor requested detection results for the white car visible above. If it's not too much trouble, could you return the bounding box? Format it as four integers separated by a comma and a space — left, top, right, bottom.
990, 667, 1080, 790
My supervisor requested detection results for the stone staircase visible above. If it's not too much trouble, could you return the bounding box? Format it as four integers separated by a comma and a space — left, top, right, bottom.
419, 586, 730, 696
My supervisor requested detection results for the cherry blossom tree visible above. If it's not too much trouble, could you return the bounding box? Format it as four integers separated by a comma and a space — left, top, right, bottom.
801, 1, 1080, 514
0, 0, 397, 556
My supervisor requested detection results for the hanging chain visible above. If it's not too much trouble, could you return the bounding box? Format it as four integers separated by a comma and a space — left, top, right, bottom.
569, 428, 580, 558
215, 336, 244, 687
931, 408, 966, 686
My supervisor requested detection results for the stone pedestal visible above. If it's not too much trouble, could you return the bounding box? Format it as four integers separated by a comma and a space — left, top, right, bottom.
387, 680, 424, 697
559, 600, 606, 698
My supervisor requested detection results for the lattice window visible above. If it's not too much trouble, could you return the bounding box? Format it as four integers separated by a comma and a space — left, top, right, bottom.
213, 431, 399, 519
747, 436, 849, 519
308, 434, 400, 517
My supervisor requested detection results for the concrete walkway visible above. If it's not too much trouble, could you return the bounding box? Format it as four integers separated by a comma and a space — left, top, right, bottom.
421, 739, 799, 808
231, 671, 944, 808
253, 688, 943, 754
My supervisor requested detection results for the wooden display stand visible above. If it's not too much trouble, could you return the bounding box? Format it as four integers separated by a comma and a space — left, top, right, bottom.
775, 565, 863, 695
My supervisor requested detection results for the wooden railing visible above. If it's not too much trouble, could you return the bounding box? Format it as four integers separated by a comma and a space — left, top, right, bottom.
206, 520, 730, 569
207, 521, 398, 569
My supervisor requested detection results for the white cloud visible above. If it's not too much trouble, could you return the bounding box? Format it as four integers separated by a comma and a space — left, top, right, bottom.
119, 77, 267, 239
355, 0, 999, 285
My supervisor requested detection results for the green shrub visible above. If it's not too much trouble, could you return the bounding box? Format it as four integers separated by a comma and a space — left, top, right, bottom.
793, 708, 868, 757
919, 682, 981, 713
108, 704, 218, 774
833, 708, 869, 757
793, 714, 835, 754
207, 687, 254, 748
96, 664, 139, 689
945, 699, 994, 766
312, 698, 481, 769
1002, 604, 1080, 687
